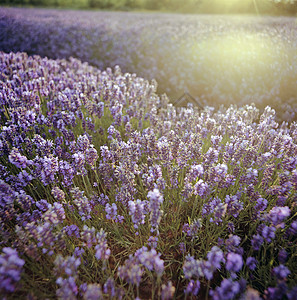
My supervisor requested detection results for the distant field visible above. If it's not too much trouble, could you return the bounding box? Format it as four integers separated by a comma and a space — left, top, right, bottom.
1, 7, 297, 120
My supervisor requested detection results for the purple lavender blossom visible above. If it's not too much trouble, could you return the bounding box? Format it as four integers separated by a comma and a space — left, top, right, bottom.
103, 277, 116, 298
71, 187, 92, 221
251, 234, 264, 251
161, 281, 175, 300
9, 147, 31, 169
179, 242, 186, 254
147, 235, 159, 248
183, 255, 204, 279
210, 278, 240, 300
261, 225, 276, 243
264, 282, 287, 300
105, 203, 124, 223
0, 247, 25, 294
226, 252, 243, 274
265, 206, 290, 227
225, 194, 243, 218
117, 255, 143, 286
202, 197, 227, 224
85, 146, 98, 169
94, 229, 111, 261
51, 186, 65, 202
287, 220, 297, 235
207, 246, 225, 270
193, 179, 209, 198
278, 249, 288, 264
254, 197, 268, 214
83, 284, 103, 300
80, 225, 97, 248
183, 218, 201, 238
246, 257, 257, 271
185, 279, 200, 296
56, 276, 78, 300
74, 247, 85, 257
54, 255, 81, 278
148, 188, 164, 234
76, 134, 90, 152
72, 152, 86, 175
128, 199, 147, 230
273, 264, 291, 281
287, 287, 297, 300
63, 225, 80, 238
137, 247, 164, 277
225, 235, 242, 253
59, 160, 75, 186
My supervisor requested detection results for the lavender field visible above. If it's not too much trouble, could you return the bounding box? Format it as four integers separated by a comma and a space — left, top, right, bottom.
1, 7, 297, 300
1, 8, 297, 120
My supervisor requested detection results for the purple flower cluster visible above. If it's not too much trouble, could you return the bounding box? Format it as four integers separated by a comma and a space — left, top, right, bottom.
118, 246, 164, 286
128, 199, 147, 231
105, 203, 124, 223
1, 49, 297, 299
148, 188, 164, 234
183, 246, 225, 281
80, 226, 110, 261
0, 247, 25, 294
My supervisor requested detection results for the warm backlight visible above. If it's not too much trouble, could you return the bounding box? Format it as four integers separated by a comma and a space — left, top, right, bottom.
184, 29, 292, 105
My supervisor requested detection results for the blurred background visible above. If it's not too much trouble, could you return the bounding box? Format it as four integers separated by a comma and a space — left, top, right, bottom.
1, 0, 297, 15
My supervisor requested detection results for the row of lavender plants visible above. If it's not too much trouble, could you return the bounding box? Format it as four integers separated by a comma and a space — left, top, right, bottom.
1, 51, 297, 299
1, 7, 297, 122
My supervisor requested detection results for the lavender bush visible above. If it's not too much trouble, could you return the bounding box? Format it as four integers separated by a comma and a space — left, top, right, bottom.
0, 51, 297, 299
1, 7, 297, 121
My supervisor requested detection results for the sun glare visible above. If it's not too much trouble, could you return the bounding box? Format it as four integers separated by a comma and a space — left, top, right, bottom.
198, 0, 274, 14
185, 29, 291, 105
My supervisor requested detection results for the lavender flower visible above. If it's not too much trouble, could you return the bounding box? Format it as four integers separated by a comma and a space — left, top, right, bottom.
183, 255, 204, 279
161, 281, 175, 300
94, 229, 111, 261
183, 218, 201, 238
148, 188, 164, 234
9, 147, 31, 169
226, 252, 243, 274
251, 234, 264, 251
185, 280, 200, 296
246, 257, 257, 271
117, 255, 143, 286
56, 276, 78, 300
202, 197, 227, 224
51, 186, 65, 202
63, 225, 80, 238
0, 247, 25, 294
103, 277, 116, 298
71, 187, 92, 221
193, 179, 209, 198
278, 249, 288, 264
225, 235, 241, 253
261, 225, 276, 243
225, 194, 243, 218
210, 278, 240, 300
83, 284, 103, 300
105, 203, 124, 223
54, 255, 81, 278
254, 197, 268, 214
273, 264, 291, 281
207, 246, 225, 270
265, 206, 290, 227
137, 247, 164, 277
128, 199, 147, 230
72, 152, 86, 175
